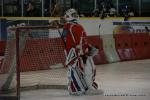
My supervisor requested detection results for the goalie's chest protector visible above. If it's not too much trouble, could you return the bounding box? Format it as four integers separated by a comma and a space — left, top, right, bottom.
64, 23, 88, 53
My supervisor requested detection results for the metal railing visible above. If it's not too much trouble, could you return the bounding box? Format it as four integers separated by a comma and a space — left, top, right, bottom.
0, 0, 149, 17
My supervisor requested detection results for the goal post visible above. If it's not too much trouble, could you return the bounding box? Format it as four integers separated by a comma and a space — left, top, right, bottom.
0, 26, 18, 99
0, 25, 67, 99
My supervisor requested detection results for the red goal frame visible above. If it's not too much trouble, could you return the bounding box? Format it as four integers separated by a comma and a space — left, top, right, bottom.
14, 25, 60, 100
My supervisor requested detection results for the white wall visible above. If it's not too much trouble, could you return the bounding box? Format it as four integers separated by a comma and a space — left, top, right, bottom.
79, 19, 150, 35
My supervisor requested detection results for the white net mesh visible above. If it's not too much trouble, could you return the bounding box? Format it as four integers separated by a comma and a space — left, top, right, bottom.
0, 26, 68, 97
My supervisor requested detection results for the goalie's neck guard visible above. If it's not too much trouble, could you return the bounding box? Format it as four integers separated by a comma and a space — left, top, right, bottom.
68, 19, 79, 24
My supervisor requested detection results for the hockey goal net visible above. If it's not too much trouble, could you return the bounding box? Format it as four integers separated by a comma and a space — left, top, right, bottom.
0, 25, 68, 99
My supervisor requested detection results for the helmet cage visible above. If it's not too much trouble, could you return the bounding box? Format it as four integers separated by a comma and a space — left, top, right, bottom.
64, 8, 79, 22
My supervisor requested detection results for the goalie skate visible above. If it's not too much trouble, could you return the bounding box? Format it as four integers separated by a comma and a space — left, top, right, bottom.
85, 88, 104, 95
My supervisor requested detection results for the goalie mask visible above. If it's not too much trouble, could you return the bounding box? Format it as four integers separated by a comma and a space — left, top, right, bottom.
64, 8, 79, 23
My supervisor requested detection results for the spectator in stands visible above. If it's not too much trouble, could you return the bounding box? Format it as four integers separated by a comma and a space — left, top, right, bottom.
98, 0, 115, 19
25, 2, 39, 17
92, 9, 100, 17
51, 2, 63, 17
108, 5, 116, 17
128, 9, 135, 17
122, 5, 134, 21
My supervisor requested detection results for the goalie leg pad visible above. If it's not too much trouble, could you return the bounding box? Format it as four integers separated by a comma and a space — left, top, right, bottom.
84, 57, 96, 88
68, 66, 88, 95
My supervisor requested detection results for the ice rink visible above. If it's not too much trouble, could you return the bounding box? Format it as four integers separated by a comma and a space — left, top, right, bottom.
18, 59, 150, 100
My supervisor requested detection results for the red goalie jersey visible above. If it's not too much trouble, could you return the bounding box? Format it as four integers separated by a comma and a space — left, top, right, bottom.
63, 22, 88, 54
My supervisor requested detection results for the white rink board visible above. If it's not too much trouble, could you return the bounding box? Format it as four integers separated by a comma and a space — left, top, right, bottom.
79, 19, 150, 35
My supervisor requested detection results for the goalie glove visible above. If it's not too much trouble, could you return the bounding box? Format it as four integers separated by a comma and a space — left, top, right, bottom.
87, 45, 99, 57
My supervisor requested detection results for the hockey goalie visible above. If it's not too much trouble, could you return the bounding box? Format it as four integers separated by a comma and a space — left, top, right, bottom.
61, 8, 101, 95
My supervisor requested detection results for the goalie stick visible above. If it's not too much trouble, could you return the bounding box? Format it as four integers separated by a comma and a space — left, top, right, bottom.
57, 28, 68, 58
57, 28, 67, 48
48, 19, 67, 46
48, 19, 68, 59
145, 26, 150, 33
